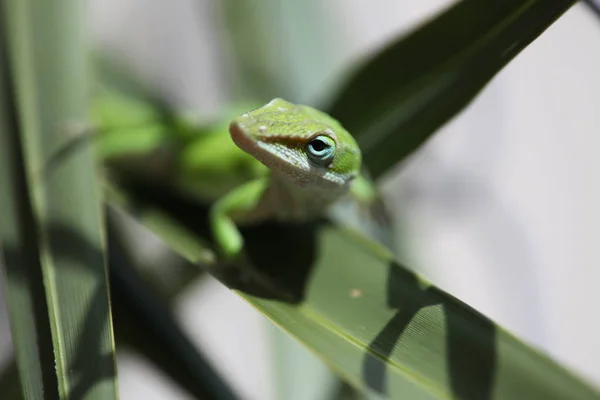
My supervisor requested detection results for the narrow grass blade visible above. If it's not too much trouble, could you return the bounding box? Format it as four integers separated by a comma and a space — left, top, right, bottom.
107, 208, 242, 400
0, 0, 118, 398
325, 0, 575, 179
0, 28, 57, 399
0, 205, 241, 400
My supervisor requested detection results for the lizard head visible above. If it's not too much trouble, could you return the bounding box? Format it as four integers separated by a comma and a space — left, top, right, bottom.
229, 98, 361, 189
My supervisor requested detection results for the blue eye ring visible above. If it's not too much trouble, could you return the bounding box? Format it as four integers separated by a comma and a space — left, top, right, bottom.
307, 135, 335, 166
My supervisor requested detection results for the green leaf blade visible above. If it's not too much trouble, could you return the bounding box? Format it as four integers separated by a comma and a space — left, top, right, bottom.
0, 53, 57, 400
106, 180, 600, 400
325, 0, 575, 179
243, 228, 598, 400
0, 0, 118, 398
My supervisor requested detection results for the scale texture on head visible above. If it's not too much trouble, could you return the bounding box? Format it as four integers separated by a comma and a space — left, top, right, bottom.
229, 98, 361, 189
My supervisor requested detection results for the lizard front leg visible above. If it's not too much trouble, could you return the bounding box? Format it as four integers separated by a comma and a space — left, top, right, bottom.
210, 177, 298, 299
210, 177, 268, 259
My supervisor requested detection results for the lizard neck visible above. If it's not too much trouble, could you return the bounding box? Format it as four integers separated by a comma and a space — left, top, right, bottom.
259, 171, 350, 222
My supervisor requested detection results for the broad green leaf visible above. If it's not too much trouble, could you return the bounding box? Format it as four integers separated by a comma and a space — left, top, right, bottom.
325, 0, 575, 179
0, 0, 117, 398
106, 178, 600, 400
269, 323, 339, 400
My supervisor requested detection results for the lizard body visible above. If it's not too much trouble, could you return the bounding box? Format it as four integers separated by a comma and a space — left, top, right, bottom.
208, 98, 367, 258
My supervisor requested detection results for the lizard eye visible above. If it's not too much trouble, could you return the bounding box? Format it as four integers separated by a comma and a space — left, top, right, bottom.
306, 135, 335, 166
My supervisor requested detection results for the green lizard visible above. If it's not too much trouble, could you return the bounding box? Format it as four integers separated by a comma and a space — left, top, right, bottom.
207, 98, 373, 259
95, 94, 378, 261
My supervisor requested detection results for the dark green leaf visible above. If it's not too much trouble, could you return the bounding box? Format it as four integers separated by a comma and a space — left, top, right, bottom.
326, 0, 574, 179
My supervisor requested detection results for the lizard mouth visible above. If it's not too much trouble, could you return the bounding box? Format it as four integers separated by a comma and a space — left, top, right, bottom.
229, 121, 343, 188
230, 121, 301, 167
229, 121, 256, 154
229, 121, 289, 171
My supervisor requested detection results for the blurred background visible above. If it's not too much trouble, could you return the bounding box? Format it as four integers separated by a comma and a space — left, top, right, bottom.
2, 1, 600, 399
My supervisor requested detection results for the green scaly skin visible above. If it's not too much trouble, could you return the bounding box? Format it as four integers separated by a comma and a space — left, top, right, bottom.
94, 93, 377, 261
207, 98, 374, 259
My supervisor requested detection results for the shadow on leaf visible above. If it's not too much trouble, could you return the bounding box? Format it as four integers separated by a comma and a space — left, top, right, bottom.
114, 174, 321, 303
363, 263, 497, 399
